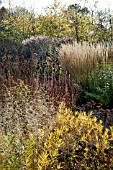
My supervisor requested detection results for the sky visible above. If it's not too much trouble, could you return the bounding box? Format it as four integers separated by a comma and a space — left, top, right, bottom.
1, 0, 113, 14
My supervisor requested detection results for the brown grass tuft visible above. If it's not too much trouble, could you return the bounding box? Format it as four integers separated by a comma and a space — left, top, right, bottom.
58, 42, 111, 86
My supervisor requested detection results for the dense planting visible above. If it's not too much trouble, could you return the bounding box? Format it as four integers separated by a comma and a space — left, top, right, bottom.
1, 104, 113, 169
0, 38, 113, 169
0, 1, 113, 169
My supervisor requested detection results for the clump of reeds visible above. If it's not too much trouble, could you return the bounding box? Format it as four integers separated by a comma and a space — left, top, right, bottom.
0, 51, 77, 111
58, 42, 111, 86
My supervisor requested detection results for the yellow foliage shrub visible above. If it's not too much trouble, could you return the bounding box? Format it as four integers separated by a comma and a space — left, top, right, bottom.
0, 102, 113, 169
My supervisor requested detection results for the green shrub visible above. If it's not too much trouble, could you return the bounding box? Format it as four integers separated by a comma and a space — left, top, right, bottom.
85, 64, 113, 105
0, 39, 21, 58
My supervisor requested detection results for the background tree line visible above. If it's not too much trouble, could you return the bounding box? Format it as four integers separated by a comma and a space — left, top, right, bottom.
0, 0, 113, 43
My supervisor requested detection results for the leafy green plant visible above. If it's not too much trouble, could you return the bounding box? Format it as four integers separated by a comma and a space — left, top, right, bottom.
85, 64, 113, 105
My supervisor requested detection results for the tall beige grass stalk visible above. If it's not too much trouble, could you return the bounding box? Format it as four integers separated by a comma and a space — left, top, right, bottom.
58, 42, 110, 86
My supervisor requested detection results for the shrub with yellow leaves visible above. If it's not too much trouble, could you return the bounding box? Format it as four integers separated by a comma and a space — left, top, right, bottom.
0, 102, 113, 169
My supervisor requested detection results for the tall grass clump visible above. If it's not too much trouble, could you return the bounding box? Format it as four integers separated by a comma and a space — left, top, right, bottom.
58, 42, 110, 87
